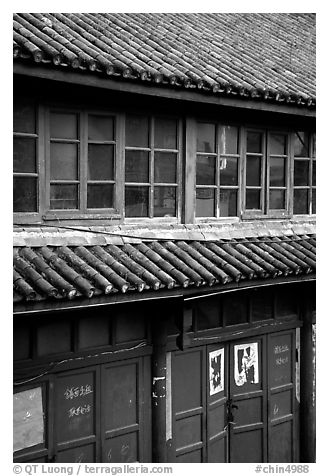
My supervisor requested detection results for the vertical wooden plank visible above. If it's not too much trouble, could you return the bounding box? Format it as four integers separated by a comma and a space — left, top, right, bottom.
37, 103, 46, 217
240, 126, 246, 216
80, 110, 88, 212
184, 117, 196, 224
149, 116, 154, 218
116, 112, 125, 219
176, 117, 183, 223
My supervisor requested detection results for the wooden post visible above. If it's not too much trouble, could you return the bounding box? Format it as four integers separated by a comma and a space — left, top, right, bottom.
151, 311, 168, 463
300, 295, 316, 462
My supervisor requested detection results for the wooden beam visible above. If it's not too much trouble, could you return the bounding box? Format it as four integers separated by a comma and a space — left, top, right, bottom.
14, 63, 316, 118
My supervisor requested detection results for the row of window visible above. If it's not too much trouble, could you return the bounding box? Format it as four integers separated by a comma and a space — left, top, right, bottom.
13, 97, 316, 221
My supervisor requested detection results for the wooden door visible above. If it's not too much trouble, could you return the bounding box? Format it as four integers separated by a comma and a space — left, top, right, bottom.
229, 336, 267, 462
267, 330, 297, 462
101, 357, 151, 463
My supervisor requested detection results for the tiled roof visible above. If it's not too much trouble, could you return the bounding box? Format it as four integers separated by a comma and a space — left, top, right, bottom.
13, 13, 316, 108
13, 234, 316, 304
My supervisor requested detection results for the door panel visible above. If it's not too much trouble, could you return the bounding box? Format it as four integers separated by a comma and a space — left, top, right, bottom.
268, 330, 296, 462
229, 337, 267, 463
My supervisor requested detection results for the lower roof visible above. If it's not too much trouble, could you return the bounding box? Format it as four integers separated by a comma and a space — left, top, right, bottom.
13, 232, 316, 309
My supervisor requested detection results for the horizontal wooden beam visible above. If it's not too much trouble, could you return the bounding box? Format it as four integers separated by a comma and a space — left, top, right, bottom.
14, 63, 316, 118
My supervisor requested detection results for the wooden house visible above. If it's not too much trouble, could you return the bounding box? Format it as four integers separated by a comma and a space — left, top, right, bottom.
13, 13, 316, 463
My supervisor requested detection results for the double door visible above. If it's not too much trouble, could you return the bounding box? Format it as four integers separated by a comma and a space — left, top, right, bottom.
172, 330, 297, 462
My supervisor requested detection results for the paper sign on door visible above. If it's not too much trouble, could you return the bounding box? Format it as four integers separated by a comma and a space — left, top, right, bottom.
209, 348, 224, 395
234, 342, 259, 387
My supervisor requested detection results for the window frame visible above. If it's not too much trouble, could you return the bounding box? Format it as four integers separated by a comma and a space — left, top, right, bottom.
123, 112, 183, 223
292, 131, 316, 217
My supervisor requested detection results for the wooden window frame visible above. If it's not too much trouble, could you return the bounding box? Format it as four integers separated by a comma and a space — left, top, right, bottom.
194, 121, 242, 221
292, 131, 316, 217
124, 113, 183, 223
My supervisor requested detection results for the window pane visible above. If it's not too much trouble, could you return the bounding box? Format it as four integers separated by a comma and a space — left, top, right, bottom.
269, 190, 285, 209
294, 132, 309, 157
294, 160, 309, 186
13, 137, 36, 173
196, 156, 216, 185
88, 144, 114, 180
269, 134, 286, 155
50, 143, 78, 180
154, 118, 177, 149
312, 134, 316, 157
220, 189, 237, 217
125, 150, 149, 182
222, 292, 248, 325
312, 188, 316, 214
195, 296, 221, 330
125, 186, 149, 217
247, 132, 262, 153
246, 189, 261, 209
154, 186, 176, 217
246, 156, 261, 186
197, 123, 216, 153
270, 157, 285, 187
312, 160, 316, 186
220, 157, 238, 185
14, 97, 36, 134
293, 189, 308, 214
126, 115, 149, 147
50, 184, 78, 210
154, 152, 177, 183
87, 184, 114, 209
13, 177, 37, 212
196, 188, 215, 217
251, 289, 273, 321
276, 286, 298, 319
50, 113, 78, 139
220, 126, 238, 154
88, 115, 114, 141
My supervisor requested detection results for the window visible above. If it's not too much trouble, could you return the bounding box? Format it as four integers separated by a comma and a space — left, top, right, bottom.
48, 110, 117, 214
13, 97, 38, 213
293, 132, 316, 215
244, 130, 289, 216
196, 123, 240, 217
125, 115, 180, 218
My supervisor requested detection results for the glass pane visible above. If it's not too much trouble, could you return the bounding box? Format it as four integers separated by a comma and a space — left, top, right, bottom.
50, 113, 78, 139
87, 184, 114, 209
196, 188, 215, 217
88, 115, 114, 141
251, 288, 273, 321
293, 189, 308, 214
312, 134, 316, 157
197, 123, 216, 153
50, 143, 78, 180
270, 157, 285, 187
13, 137, 36, 173
269, 189, 285, 209
88, 144, 114, 180
125, 150, 149, 182
196, 156, 216, 185
195, 296, 221, 330
154, 152, 177, 183
269, 134, 286, 155
247, 131, 262, 153
125, 115, 149, 147
222, 292, 248, 325
220, 157, 238, 186
246, 155, 261, 186
14, 97, 36, 134
220, 126, 239, 154
50, 184, 78, 210
294, 132, 309, 157
246, 189, 261, 209
154, 186, 176, 217
312, 160, 316, 186
13, 176, 37, 212
312, 188, 316, 214
125, 186, 149, 217
154, 118, 177, 149
294, 160, 309, 186
219, 189, 237, 217
276, 287, 298, 319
